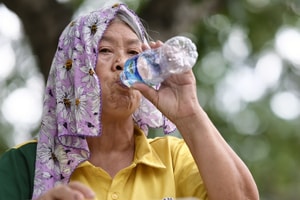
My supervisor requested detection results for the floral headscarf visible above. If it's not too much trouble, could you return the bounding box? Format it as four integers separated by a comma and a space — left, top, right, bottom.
32, 3, 176, 199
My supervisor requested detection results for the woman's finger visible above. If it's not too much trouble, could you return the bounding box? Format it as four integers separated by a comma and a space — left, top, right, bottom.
37, 182, 95, 200
142, 40, 163, 51
150, 40, 163, 48
68, 181, 95, 199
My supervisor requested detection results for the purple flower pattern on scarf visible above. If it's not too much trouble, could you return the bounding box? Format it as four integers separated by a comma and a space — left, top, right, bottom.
32, 3, 176, 199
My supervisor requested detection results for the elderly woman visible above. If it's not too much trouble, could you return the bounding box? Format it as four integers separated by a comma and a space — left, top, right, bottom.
0, 2, 259, 200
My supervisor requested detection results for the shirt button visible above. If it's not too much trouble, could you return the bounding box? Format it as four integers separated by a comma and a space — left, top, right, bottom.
111, 192, 119, 199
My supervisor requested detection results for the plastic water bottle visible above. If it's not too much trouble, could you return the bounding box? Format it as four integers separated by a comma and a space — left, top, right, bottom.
120, 36, 198, 87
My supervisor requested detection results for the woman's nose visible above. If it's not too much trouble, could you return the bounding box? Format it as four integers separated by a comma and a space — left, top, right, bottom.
113, 55, 126, 71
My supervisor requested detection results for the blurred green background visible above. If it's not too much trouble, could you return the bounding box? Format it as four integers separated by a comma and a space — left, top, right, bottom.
0, 0, 299, 199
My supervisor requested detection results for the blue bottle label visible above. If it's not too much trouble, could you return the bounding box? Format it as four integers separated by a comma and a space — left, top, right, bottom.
120, 50, 163, 87
121, 55, 145, 87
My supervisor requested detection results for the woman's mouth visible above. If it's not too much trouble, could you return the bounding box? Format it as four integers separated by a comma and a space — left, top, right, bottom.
116, 79, 129, 89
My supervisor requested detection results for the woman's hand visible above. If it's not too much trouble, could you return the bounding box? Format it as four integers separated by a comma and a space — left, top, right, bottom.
36, 182, 95, 200
135, 41, 201, 125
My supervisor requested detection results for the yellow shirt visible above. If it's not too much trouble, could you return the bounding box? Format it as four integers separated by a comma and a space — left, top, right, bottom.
70, 128, 207, 200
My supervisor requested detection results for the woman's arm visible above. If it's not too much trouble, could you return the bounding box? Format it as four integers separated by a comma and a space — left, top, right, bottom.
134, 41, 259, 200
175, 103, 259, 200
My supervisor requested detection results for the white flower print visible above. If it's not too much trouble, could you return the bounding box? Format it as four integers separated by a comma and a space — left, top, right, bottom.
32, 168, 48, 197
73, 43, 85, 55
37, 140, 71, 176
133, 97, 163, 128
56, 85, 74, 121
80, 64, 97, 88
40, 110, 57, 134
54, 48, 75, 81
67, 148, 89, 165
87, 83, 101, 115
77, 120, 98, 136
72, 43, 85, 69
74, 86, 88, 121
55, 144, 72, 168
61, 20, 80, 47
59, 135, 82, 148
37, 142, 56, 169
82, 12, 107, 52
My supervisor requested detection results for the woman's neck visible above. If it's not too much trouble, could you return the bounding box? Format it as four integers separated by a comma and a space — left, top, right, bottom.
87, 118, 135, 152
86, 118, 136, 177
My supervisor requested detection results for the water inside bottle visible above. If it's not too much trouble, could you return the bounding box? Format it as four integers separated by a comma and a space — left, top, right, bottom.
120, 50, 163, 87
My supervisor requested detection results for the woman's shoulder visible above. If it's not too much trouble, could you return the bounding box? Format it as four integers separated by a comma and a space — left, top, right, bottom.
148, 135, 183, 144
11, 139, 37, 153
0, 140, 37, 161
0, 139, 37, 175
13, 139, 37, 149
0, 140, 37, 199
147, 135, 187, 153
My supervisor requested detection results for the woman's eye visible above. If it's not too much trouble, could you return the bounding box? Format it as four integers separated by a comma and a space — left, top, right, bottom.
128, 50, 139, 55
99, 48, 111, 53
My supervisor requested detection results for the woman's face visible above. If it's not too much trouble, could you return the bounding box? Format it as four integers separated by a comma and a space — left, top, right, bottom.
96, 20, 143, 119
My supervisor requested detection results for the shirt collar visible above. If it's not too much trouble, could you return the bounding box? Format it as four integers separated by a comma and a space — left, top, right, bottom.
133, 126, 166, 169
77, 127, 166, 169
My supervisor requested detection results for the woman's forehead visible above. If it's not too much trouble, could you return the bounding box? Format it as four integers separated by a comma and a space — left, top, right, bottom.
101, 21, 141, 43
